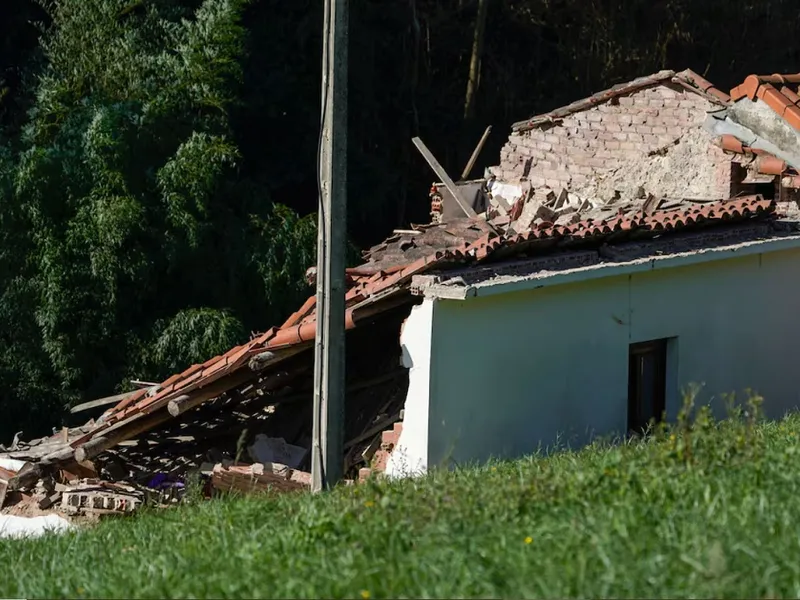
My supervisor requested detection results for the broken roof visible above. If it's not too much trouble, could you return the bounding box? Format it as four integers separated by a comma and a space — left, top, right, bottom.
25, 194, 781, 471
7, 68, 800, 486
730, 74, 800, 131
511, 69, 730, 133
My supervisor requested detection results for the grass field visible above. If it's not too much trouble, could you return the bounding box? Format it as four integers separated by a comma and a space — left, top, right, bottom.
3, 394, 800, 599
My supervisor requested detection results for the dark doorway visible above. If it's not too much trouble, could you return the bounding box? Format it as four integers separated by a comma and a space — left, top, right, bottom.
627, 339, 668, 435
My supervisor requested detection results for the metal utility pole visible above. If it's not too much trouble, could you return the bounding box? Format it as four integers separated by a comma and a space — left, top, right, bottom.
311, 0, 348, 492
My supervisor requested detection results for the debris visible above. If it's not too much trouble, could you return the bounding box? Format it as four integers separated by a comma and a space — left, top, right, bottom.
248, 435, 307, 470
0, 458, 27, 472
211, 462, 311, 495
0, 467, 12, 508
38, 492, 62, 511
0, 513, 75, 539
643, 194, 662, 215
61, 480, 143, 516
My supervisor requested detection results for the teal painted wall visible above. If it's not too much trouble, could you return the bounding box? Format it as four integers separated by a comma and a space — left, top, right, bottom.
426, 247, 800, 468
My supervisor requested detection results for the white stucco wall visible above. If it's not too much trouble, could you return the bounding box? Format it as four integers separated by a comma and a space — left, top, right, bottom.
385, 301, 434, 478
422, 243, 800, 469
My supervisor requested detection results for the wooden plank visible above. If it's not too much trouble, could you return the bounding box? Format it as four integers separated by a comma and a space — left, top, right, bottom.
70, 391, 137, 414
130, 380, 159, 388
412, 137, 478, 219
492, 194, 510, 214
461, 125, 492, 180
73, 369, 256, 463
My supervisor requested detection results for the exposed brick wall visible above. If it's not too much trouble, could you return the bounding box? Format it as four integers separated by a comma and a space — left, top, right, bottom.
492, 83, 734, 201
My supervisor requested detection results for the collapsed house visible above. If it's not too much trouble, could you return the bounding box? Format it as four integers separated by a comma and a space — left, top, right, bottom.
4, 69, 800, 522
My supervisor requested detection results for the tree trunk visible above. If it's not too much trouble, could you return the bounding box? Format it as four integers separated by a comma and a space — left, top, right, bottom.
464, 0, 489, 120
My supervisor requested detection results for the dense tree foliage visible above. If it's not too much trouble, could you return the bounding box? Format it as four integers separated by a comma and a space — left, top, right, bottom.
0, 0, 797, 442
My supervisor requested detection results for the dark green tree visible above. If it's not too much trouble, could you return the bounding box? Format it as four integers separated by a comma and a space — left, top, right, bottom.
0, 0, 316, 442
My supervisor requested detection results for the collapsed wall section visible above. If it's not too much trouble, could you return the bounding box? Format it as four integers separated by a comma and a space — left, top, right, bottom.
492, 83, 734, 202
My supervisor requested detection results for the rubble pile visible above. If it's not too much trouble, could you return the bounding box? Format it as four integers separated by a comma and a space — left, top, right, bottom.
0, 312, 411, 525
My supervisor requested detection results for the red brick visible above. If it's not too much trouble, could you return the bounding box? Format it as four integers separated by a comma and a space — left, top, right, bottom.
636, 125, 652, 134
570, 173, 588, 185
586, 157, 607, 168
627, 133, 644, 143
672, 108, 690, 122
605, 141, 621, 150
623, 150, 644, 160
679, 98, 703, 110
656, 85, 679, 99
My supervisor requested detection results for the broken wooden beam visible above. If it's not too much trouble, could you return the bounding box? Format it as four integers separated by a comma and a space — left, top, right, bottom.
461, 125, 492, 180
412, 137, 478, 219
74, 369, 257, 463
130, 380, 159, 389
249, 343, 312, 372
166, 394, 192, 417
70, 391, 138, 414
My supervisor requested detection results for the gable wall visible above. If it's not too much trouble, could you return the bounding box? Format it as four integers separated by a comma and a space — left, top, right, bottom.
493, 83, 734, 201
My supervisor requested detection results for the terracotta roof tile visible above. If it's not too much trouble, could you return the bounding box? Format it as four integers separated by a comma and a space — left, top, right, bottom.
465, 196, 774, 263
674, 69, 731, 103
717, 134, 796, 177
730, 74, 800, 132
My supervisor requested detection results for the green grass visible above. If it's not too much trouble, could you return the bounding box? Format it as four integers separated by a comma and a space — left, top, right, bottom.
4, 395, 800, 599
